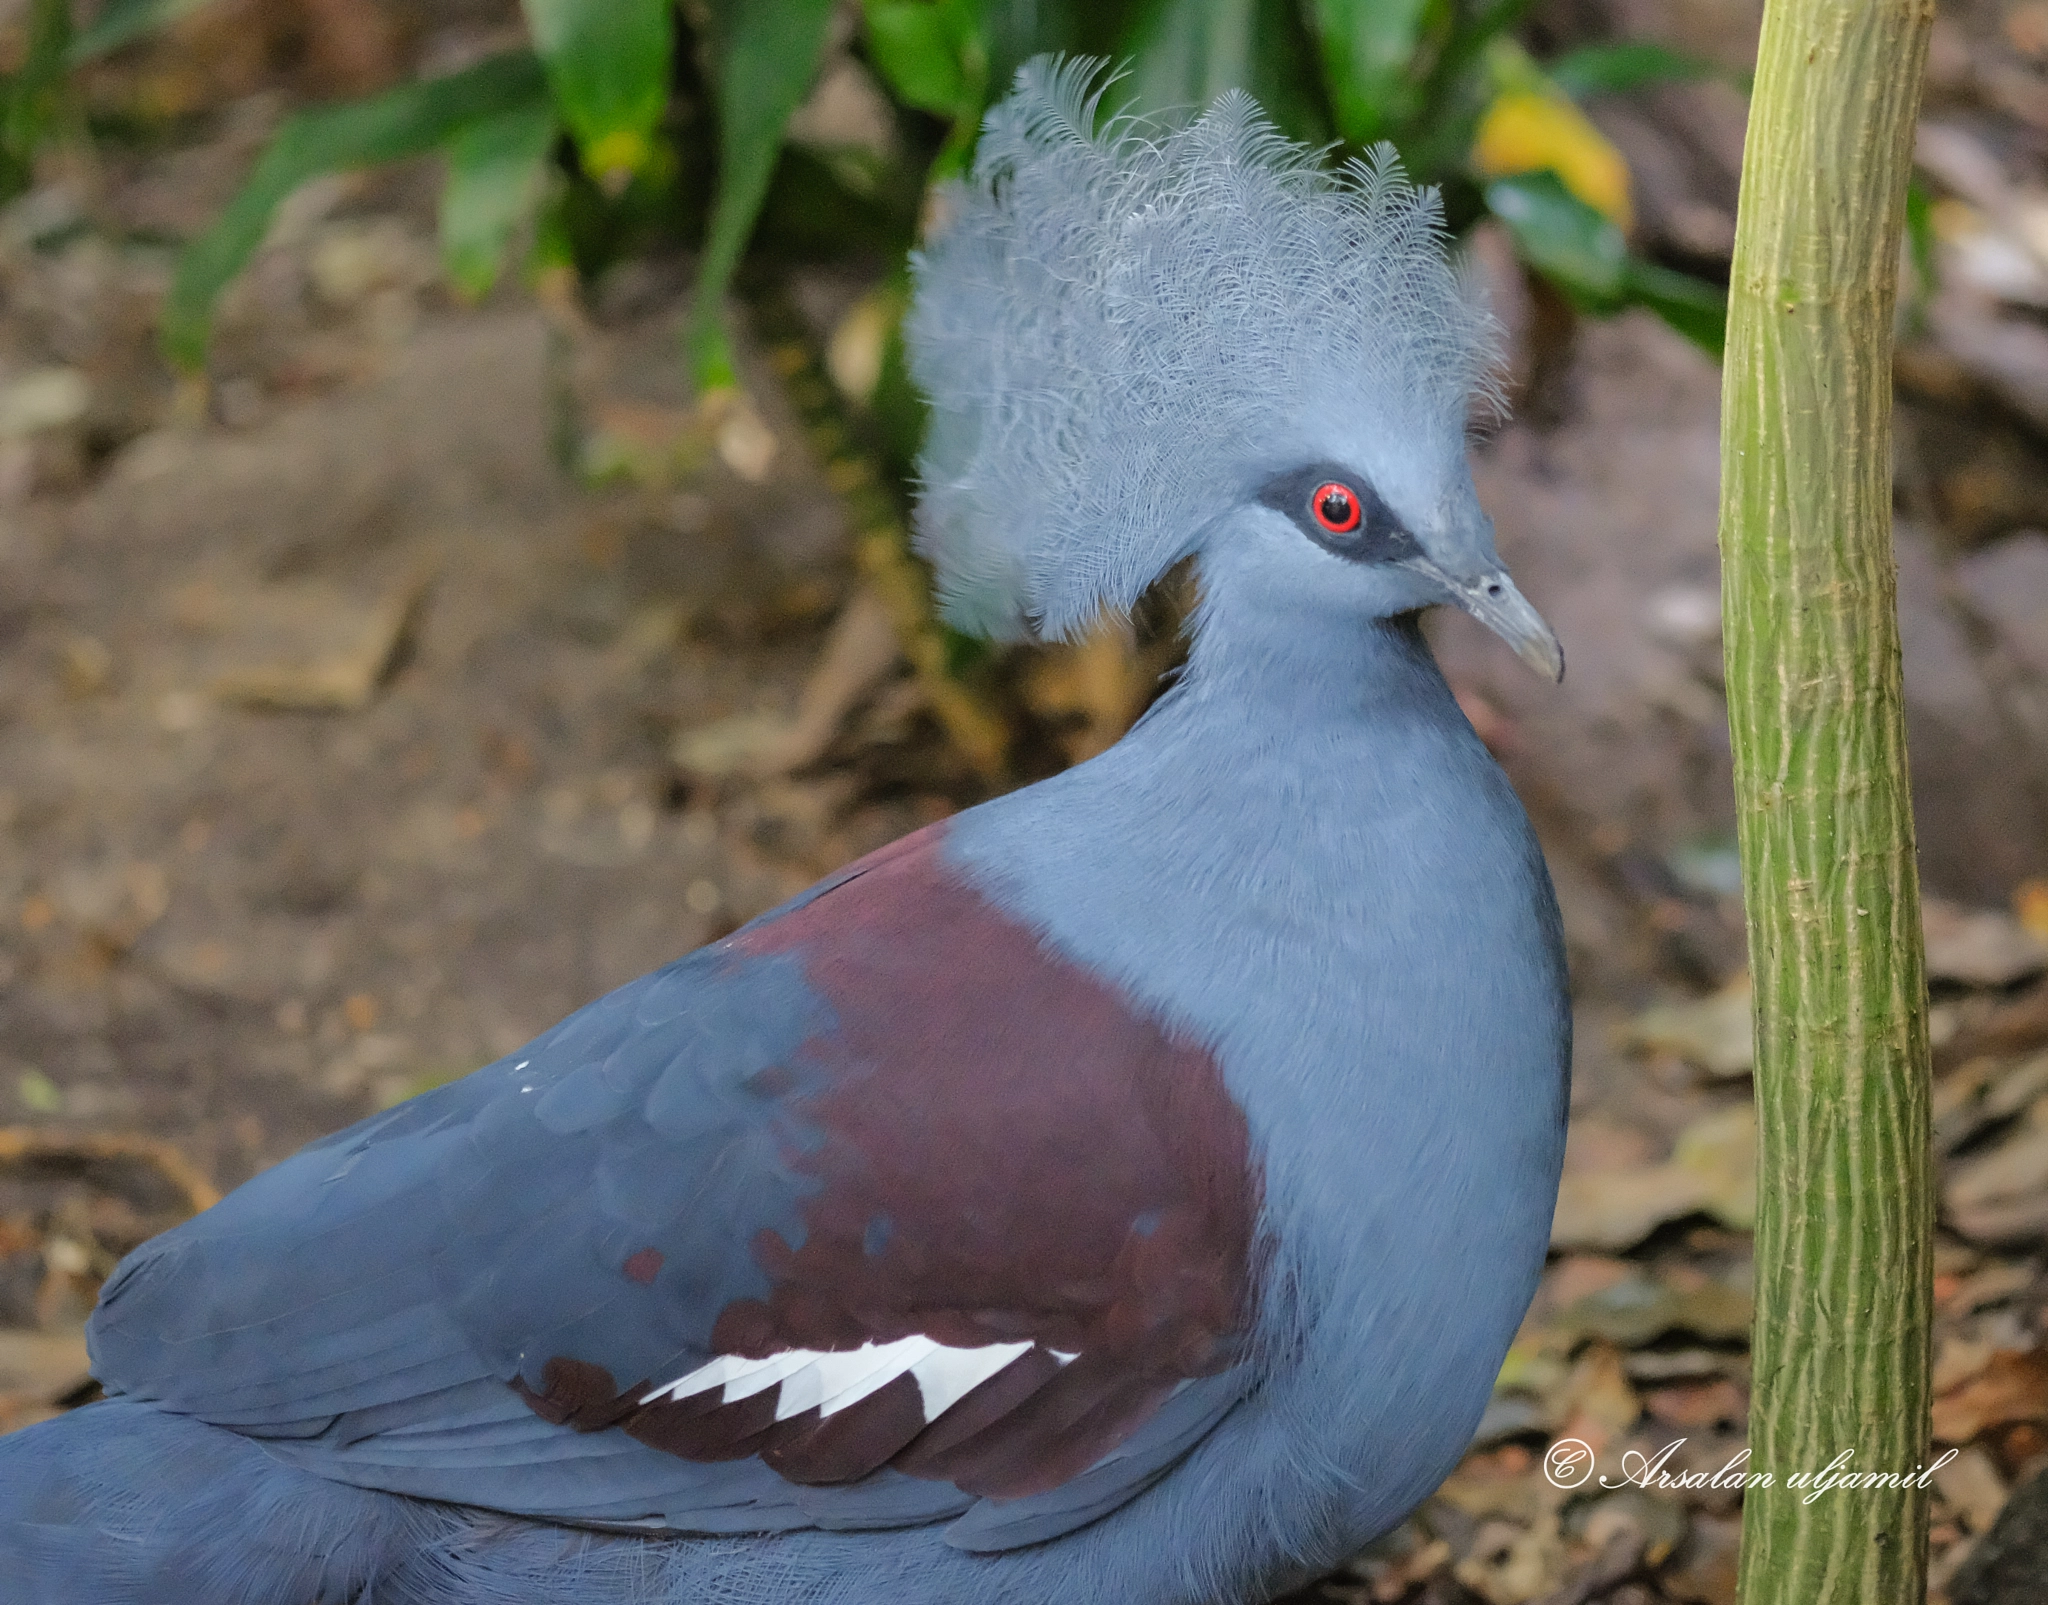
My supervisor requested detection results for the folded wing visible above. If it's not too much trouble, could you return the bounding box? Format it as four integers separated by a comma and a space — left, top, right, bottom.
90, 823, 1263, 1548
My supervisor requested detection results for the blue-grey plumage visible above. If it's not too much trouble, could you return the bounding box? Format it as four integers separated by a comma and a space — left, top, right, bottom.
0, 58, 1569, 1605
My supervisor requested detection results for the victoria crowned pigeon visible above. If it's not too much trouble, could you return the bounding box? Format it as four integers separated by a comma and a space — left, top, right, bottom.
0, 59, 1570, 1605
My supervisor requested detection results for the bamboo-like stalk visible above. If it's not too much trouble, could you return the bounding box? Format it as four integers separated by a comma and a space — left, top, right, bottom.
1720, 0, 1937, 1601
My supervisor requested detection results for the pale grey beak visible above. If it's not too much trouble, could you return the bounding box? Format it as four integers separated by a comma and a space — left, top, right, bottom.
1407, 561, 1565, 682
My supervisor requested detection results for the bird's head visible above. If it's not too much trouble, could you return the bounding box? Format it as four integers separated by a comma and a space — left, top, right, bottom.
906, 58, 1561, 681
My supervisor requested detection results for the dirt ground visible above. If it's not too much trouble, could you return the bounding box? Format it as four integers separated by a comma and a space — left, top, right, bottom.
13, 2, 2048, 1602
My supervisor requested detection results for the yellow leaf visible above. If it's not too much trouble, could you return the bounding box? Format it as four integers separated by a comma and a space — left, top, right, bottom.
1472, 90, 1633, 231
584, 128, 650, 188
1020, 618, 1147, 765
2018, 877, 2048, 941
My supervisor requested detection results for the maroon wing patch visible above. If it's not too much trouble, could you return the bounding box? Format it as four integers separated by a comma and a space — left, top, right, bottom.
520, 821, 1262, 1500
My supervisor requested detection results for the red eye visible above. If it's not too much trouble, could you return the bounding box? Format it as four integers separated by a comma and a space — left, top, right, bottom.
1312, 482, 1361, 534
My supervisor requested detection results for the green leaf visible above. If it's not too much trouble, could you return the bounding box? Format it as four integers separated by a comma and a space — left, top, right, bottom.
65, 0, 220, 64
1547, 40, 1718, 99
529, 180, 577, 279
1487, 172, 1727, 355
864, 0, 980, 116
692, 0, 838, 391
1307, 0, 1432, 145
440, 99, 556, 301
981, 0, 1080, 88
754, 143, 921, 259
862, 0, 996, 182
1116, 0, 1326, 143
520, 0, 671, 183
16, 1067, 61, 1115
162, 51, 549, 368
1397, 0, 1541, 177
1624, 259, 1727, 356
1, 0, 71, 202
1904, 173, 1938, 305
1484, 170, 1627, 304
1121, 0, 1256, 113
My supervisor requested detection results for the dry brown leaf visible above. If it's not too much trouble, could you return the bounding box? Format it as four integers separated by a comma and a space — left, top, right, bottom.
60, 634, 114, 698
1551, 1165, 1715, 1252
1530, 1256, 1636, 1321
1934, 1349, 2048, 1442
1532, 1528, 1651, 1605
1623, 1349, 1741, 1386
579, 400, 712, 486
825, 291, 893, 406
1550, 1105, 1754, 1250
1623, 980, 1753, 1078
672, 586, 900, 781
1547, 1271, 1753, 1349
0, 1127, 218, 1216
1670, 1106, 1756, 1231
1021, 618, 1149, 765
1336, 1517, 1455, 1605
1974, 1055, 2048, 1128
208, 567, 431, 713
1928, 296, 2048, 434
41, 861, 170, 957
305, 219, 433, 310
714, 400, 778, 484
1947, 1097, 2048, 1241
1629, 906, 2048, 1086
0, 367, 89, 439
1438, 1446, 1558, 1524
1454, 1515, 1568, 1605
1562, 1116, 1660, 1175
1938, 983, 2048, 1078
1577, 1490, 1687, 1569
1943, 1259, 2039, 1319
1554, 1342, 1642, 1453
1641, 1376, 1747, 1431
1936, 1057, 2023, 1156
2018, 879, 2048, 942
1936, 1445, 2012, 1535
0, 1395, 62, 1436
1658, 1512, 1741, 1605
1937, 1334, 2002, 1395
297, 0, 405, 95
1925, 898, 2048, 988
0, 1328, 89, 1399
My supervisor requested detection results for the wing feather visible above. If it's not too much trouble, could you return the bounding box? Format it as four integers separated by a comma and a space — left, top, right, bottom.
89, 822, 1260, 1546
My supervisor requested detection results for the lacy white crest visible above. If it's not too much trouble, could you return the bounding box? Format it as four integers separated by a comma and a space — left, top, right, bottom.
906, 56, 1502, 641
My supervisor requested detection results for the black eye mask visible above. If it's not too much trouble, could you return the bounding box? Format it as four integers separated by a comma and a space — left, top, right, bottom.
1256, 464, 1424, 567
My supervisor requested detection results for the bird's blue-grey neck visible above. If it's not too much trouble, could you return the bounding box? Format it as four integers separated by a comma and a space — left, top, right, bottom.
1173, 555, 1445, 724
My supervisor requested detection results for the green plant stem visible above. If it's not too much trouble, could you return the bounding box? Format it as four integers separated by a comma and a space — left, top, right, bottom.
1719, 0, 1936, 1600
742, 283, 1010, 781
689, 0, 837, 389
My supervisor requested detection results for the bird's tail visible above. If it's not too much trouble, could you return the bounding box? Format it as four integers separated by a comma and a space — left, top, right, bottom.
0, 1399, 441, 1604
1, 1400, 967, 1604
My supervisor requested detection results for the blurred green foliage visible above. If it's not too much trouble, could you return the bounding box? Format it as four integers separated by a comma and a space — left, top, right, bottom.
692, 0, 838, 388
0, 0, 72, 200
161, 51, 551, 365
1, 0, 1733, 380
65, 0, 216, 63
